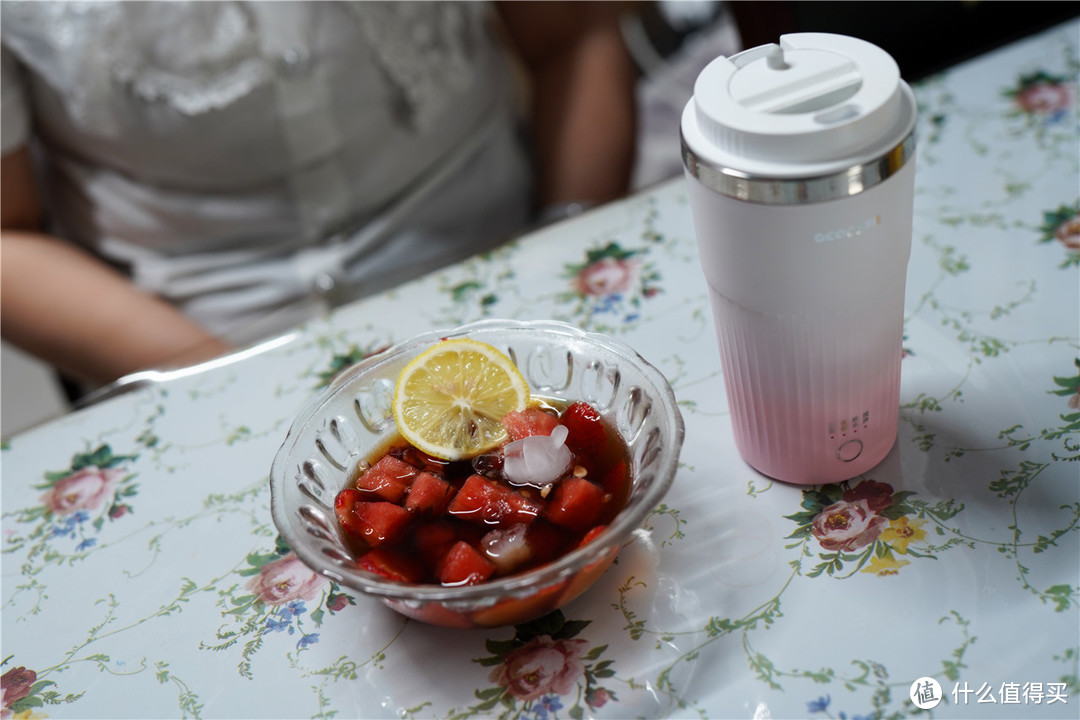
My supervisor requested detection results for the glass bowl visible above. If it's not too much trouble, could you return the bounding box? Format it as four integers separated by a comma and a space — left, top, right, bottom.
269, 319, 685, 628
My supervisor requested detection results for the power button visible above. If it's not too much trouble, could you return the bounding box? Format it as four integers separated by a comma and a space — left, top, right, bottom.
837, 438, 864, 462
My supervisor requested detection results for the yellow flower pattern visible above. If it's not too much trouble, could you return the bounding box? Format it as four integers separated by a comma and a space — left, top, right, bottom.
880, 516, 927, 553
861, 554, 911, 577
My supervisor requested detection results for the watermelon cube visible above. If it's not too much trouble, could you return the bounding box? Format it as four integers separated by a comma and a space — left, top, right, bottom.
447, 475, 542, 526
357, 547, 422, 583
544, 477, 610, 532
578, 525, 608, 547
437, 540, 496, 586
502, 407, 559, 441
355, 455, 418, 502
560, 402, 607, 456
525, 519, 574, 565
334, 488, 367, 547
348, 501, 412, 546
405, 471, 456, 515
413, 520, 459, 570
598, 460, 629, 495
395, 446, 452, 477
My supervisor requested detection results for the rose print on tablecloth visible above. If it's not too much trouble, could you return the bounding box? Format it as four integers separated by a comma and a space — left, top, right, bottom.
558, 242, 661, 332
200, 534, 356, 678
39, 465, 123, 517
1053, 216, 1080, 251
810, 498, 889, 553
3, 445, 138, 560
0, 664, 79, 719
489, 636, 589, 702
449, 611, 616, 720
1, 667, 35, 708
574, 253, 640, 297
785, 479, 962, 578
1037, 202, 1080, 268
1006, 70, 1075, 122
1001, 67, 1078, 152
2, 666, 39, 719
246, 553, 326, 606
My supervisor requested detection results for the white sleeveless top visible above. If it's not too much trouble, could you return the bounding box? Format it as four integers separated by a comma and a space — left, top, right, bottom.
1, 1, 531, 343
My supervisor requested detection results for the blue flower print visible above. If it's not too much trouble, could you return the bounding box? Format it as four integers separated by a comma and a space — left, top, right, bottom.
807, 695, 831, 713
533, 695, 563, 720
278, 600, 306, 618
50, 512, 89, 538
263, 617, 292, 634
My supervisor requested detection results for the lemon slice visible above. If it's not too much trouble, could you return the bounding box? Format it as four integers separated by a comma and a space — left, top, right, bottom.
392, 339, 530, 460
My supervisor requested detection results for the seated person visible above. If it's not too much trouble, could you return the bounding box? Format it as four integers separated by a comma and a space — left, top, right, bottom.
0, 1, 637, 388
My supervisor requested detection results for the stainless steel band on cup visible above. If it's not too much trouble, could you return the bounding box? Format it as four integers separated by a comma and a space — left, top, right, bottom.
681, 132, 916, 205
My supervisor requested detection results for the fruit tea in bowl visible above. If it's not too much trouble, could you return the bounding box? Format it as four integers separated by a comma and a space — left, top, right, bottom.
269, 319, 684, 628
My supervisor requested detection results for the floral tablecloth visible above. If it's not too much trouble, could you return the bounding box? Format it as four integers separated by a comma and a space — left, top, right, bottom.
3, 20, 1078, 720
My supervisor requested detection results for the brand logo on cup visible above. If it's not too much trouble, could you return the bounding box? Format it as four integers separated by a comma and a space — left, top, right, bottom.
814, 215, 881, 244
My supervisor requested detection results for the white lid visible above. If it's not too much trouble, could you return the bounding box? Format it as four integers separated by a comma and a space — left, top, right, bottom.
681, 33, 917, 179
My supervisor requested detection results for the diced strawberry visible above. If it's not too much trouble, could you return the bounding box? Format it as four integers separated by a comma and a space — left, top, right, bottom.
348, 501, 412, 546
357, 547, 422, 583
437, 540, 496, 586
544, 477, 610, 532
405, 471, 456, 515
355, 455, 417, 502
447, 475, 542, 526
560, 402, 607, 456
502, 407, 559, 442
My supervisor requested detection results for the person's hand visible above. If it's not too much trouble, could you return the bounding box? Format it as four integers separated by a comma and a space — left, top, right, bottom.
1, 148, 233, 387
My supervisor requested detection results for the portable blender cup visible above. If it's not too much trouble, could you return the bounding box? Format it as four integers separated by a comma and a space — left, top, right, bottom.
680, 33, 918, 485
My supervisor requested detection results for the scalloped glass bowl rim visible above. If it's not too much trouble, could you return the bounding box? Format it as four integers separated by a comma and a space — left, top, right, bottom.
269, 318, 685, 606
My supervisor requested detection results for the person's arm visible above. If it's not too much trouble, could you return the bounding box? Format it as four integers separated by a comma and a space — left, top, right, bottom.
496, 1, 637, 209
1, 148, 232, 387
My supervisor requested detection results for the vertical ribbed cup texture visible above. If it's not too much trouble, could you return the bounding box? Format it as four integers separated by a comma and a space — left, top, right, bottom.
710, 292, 901, 484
